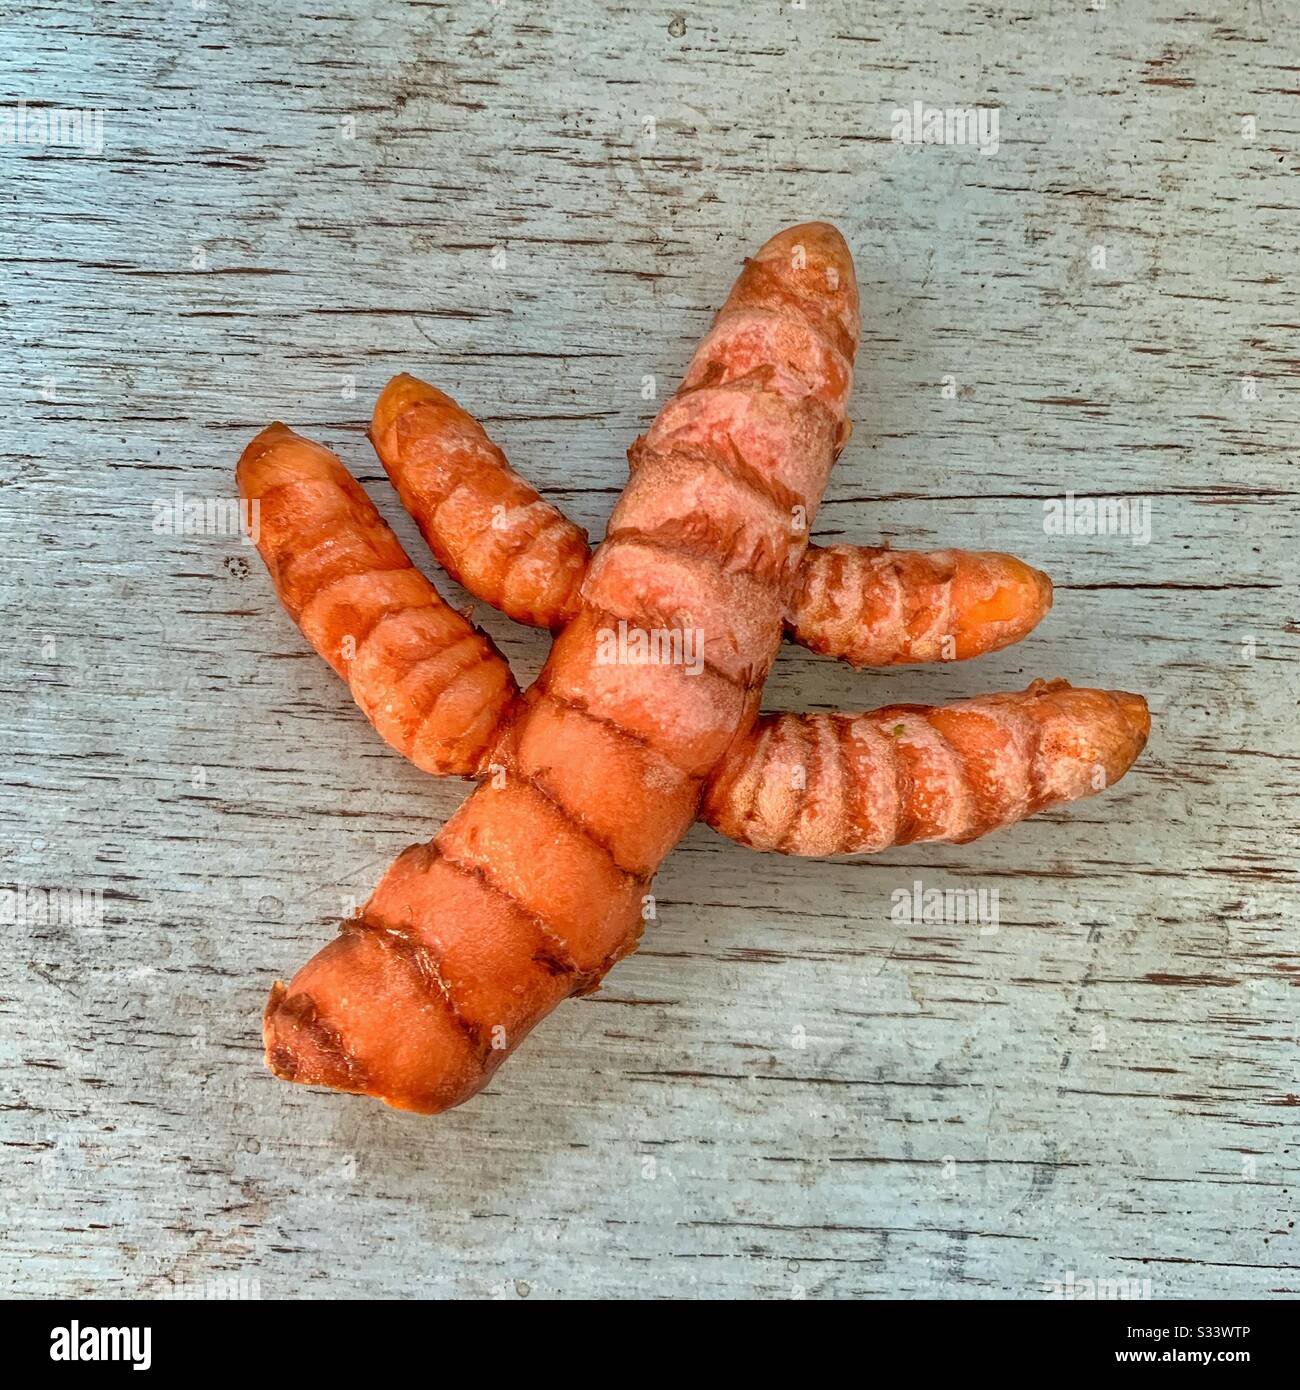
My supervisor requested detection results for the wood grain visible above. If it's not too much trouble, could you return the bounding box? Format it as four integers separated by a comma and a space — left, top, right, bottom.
2, 0, 1297, 1299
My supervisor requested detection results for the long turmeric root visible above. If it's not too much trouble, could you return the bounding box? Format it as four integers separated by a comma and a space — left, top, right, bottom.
236, 424, 517, 776
370, 376, 1052, 664
701, 680, 1150, 856
263, 221, 861, 1112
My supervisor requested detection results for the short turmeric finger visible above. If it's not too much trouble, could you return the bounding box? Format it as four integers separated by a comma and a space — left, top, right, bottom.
237, 423, 518, 777
370, 374, 591, 630
701, 679, 1150, 856
787, 544, 1053, 666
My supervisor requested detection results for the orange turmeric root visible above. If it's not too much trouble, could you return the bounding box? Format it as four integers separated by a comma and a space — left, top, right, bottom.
370, 376, 1052, 664
701, 680, 1150, 856
247, 222, 1151, 1115
370, 374, 590, 630
787, 544, 1052, 665
263, 221, 861, 1112
236, 424, 517, 776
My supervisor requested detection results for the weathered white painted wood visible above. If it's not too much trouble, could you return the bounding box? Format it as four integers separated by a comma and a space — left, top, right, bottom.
2, 0, 1297, 1299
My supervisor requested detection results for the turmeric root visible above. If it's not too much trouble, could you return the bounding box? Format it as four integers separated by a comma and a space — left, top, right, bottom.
262, 221, 860, 1112
236, 424, 517, 776
370, 375, 1052, 663
701, 680, 1150, 856
370, 374, 590, 631
787, 544, 1052, 665
245, 221, 1151, 1116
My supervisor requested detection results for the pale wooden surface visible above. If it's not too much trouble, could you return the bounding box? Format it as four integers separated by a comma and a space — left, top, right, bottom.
3, 0, 1298, 1300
